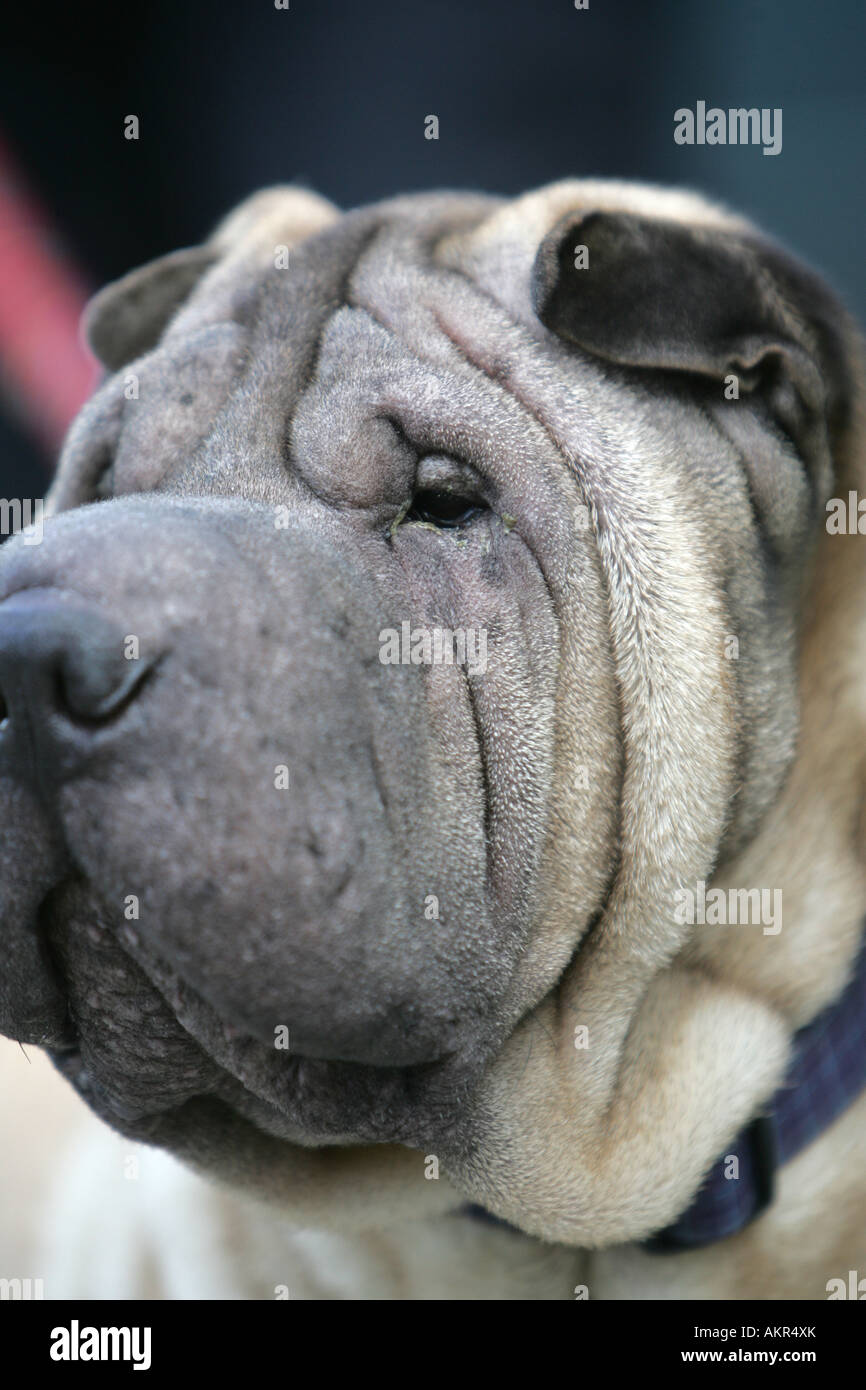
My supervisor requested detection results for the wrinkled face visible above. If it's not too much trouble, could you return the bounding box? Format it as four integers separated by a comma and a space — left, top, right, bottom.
0, 182, 847, 1164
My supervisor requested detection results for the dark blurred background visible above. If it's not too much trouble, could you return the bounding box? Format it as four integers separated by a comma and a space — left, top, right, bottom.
1, 0, 863, 501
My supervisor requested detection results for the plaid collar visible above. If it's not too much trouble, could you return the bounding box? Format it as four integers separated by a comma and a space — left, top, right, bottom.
466, 931, 866, 1251
646, 929, 866, 1251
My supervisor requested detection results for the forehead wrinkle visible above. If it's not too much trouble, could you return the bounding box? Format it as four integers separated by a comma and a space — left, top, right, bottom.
344, 255, 540, 460
186, 220, 387, 487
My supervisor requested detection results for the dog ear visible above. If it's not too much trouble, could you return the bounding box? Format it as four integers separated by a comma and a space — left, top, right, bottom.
83, 187, 339, 372
531, 210, 852, 466
84, 247, 217, 372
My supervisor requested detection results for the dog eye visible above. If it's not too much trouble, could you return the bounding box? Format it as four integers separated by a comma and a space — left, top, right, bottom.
407, 489, 486, 528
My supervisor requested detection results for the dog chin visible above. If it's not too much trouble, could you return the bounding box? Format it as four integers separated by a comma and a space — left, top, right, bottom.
35, 879, 469, 1153
48, 1031, 461, 1156
47, 1041, 364, 1150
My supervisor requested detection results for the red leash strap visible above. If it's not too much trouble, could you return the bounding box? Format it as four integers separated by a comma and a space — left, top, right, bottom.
0, 135, 99, 456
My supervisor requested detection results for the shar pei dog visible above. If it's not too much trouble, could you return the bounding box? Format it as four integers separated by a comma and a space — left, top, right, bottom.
1, 180, 865, 1301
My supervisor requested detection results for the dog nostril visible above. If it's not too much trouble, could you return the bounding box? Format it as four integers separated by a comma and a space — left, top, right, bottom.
54, 664, 84, 723
0, 591, 158, 763
55, 648, 158, 725
49, 643, 155, 726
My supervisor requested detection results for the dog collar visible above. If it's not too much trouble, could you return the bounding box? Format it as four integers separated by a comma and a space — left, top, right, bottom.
465, 931, 866, 1251
646, 930, 866, 1251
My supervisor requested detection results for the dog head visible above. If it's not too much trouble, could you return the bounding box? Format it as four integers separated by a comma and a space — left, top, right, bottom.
0, 181, 857, 1219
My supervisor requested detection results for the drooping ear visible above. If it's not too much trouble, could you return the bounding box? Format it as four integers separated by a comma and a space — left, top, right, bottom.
83, 186, 339, 372
83, 246, 217, 372
531, 210, 852, 463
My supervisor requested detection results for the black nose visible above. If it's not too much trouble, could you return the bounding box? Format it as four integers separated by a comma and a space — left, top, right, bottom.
0, 589, 154, 782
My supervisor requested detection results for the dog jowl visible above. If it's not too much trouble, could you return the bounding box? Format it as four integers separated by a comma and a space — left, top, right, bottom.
0, 180, 862, 1249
